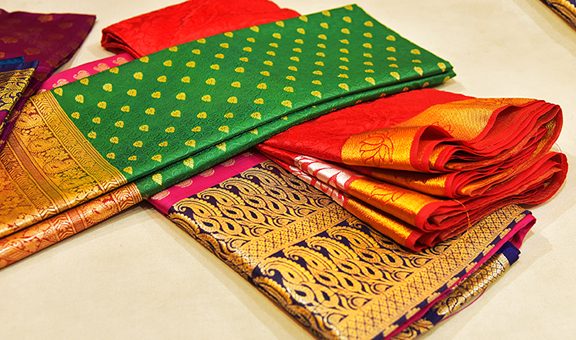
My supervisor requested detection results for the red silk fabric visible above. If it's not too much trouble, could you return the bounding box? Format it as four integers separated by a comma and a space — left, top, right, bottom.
101, 0, 299, 57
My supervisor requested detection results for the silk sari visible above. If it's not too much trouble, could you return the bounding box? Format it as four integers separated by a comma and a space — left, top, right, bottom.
258, 89, 567, 250
542, 0, 576, 28
147, 151, 534, 339
0, 5, 455, 268
101, 0, 299, 57
0, 9, 95, 148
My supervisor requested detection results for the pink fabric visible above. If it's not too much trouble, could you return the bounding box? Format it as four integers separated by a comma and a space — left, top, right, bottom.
38, 53, 133, 91
148, 152, 267, 214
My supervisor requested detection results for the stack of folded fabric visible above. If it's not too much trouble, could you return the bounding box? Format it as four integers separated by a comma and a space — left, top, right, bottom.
542, 0, 576, 28
0, 1, 568, 338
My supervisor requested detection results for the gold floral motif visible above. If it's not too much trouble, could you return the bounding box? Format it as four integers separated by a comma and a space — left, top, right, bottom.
0, 183, 141, 268
0, 67, 35, 111
0, 92, 126, 237
167, 160, 526, 339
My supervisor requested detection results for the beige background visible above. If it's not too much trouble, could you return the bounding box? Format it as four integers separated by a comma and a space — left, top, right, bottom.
0, 0, 574, 339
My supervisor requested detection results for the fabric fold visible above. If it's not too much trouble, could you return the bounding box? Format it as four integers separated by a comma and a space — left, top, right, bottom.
0, 9, 96, 149
147, 151, 535, 339
258, 89, 567, 249
0, 57, 38, 136
101, 0, 300, 57
0, 5, 455, 264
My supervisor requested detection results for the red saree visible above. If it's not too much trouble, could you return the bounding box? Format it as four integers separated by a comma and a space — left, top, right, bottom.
259, 89, 567, 250
101, 0, 299, 57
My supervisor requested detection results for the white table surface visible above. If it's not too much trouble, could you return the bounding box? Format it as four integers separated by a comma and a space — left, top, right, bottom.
0, 1, 574, 339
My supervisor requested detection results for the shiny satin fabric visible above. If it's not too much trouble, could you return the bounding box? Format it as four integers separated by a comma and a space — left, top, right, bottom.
147, 151, 535, 339
0, 5, 455, 267
258, 89, 567, 249
0, 9, 95, 149
101, 0, 300, 57
0, 57, 38, 137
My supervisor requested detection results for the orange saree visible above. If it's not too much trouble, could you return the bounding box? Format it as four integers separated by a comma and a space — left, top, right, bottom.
259, 89, 567, 250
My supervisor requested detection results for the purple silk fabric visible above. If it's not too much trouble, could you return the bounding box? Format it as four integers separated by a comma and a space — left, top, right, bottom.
0, 9, 96, 149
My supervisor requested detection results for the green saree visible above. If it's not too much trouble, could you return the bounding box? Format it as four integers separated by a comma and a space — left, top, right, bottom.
0, 5, 454, 239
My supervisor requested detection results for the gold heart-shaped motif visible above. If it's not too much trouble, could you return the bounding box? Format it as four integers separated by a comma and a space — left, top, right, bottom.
152, 91, 161, 98
139, 125, 149, 132
205, 78, 216, 85
151, 155, 163, 162
386, 34, 395, 41
290, 56, 300, 62
341, 28, 350, 35
97, 101, 107, 109
128, 155, 137, 161
286, 75, 296, 81
163, 60, 172, 67
87, 131, 97, 139
364, 53, 373, 58
322, 10, 331, 16
157, 75, 167, 83
215, 53, 224, 59
339, 65, 349, 70
121, 105, 130, 113
218, 125, 229, 133
106, 152, 115, 159
320, 22, 329, 29
224, 112, 234, 119
283, 86, 294, 93
257, 83, 267, 90
315, 51, 324, 57
272, 33, 281, 39
219, 43, 229, 49
185, 140, 196, 147
297, 28, 306, 34
210, 64, 220, 70
109, 67, 119, 74
201, 95, 211, 102
165, 127, 175, 133
339, 83, 350, 91
363, 61, 373, 66
224, 32, 234, 38
317, 43, 327, 49
186, 61, 196, 68
276, 21, 285, 27
123, 167, 133, 175
412, 59, 422, 64
315, 61, 325, 67
281, 100, 292, 108
169, 46, 178, 52
152, 173, 162, 184
176, 92, 186, 100
250, 26, 259, 32
158, 141, 168, 147
340, 57, 349, 62
103, 83, 113, 92
294, 39, 304, 44
115, 120, 124, 128
145, 108, 155, 115
171, 110, 181, 118
338, 74, 349, 78
183, 158, 195, 168
312, 80, 322, 85
365, 77, 376, 85
364, 20, 374, 27
299, 15, 308, 22
243, 47, 252, 52
260, 71, 270, 76
247, 37, 256, 43
340, 48, 349, 54
311, 91, 322, 98
216, 142, 226, 151
71, 112, 80, 119
239, 57, 249, 62
192, 49, 201, 55
253, 98, 264, 105
410, 49, 421, 55
53, 88, 63, 96
438, 62, 447, 72
139, 56, 149, 63
109, 136, 119, 144
180, 76, 190, 83
250, 129, 259, 135
364, 32, 374, 38
127, 89, 137, 97
235, 67, 244, 73
231, 81, 241, 88
340, 39, 350, 45
288, 66, 298, 72
266, 51, 276, 56
250, 112, 261, 120
133, 72, 143, 80
312, 70, 323, 76
133, 141, 143, 147
343, 16, 352, 23
197, 111, 207, 119
387, 56, 397, 61
197, 38, 206, 44
75, 95, 84, 103
363, 43, 373, 49
318, 34, 327, 40
390, 72, 400, 80
414, 67, 424, 76
227, 96, 238, 104
92, 117, 101, 124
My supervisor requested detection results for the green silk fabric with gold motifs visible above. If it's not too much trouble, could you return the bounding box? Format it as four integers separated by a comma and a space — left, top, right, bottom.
52, 5, 454, 196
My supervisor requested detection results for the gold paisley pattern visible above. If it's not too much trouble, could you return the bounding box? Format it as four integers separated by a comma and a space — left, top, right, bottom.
0, 91, 126, 237
0, 67, 35, 111
166, 160, 526, 339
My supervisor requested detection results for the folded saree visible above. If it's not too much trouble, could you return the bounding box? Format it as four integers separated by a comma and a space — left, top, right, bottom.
101, 0, 299, 57
0, 9, 96, 148
258, 88, 567, 250
542, 0, 576, 28
147, 151, 534, 339
0, 5, 455, 267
